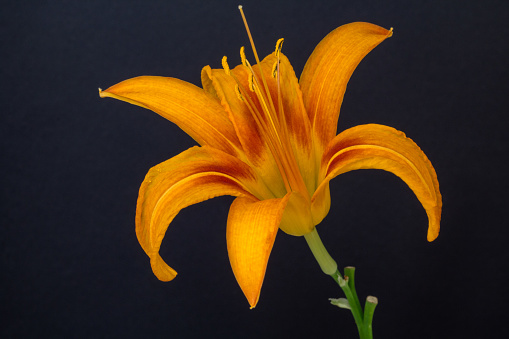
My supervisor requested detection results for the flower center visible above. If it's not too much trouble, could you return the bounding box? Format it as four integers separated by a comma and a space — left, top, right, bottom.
232, 6, 310, 201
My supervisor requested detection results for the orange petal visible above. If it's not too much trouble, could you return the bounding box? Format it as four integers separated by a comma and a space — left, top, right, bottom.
313, 124, 441, 241
300, 22, 393, 148
278, 191, 315, 236
99, 76, 241, 156
226, 194, 291, 308
136, 146, 260, 282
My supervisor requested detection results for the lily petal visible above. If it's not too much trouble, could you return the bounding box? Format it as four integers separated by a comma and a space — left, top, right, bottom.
136, 146, 262, 281
227, 194, 290, 308
313, 124, 441, 241
100, 76, 241, 156
279, 191, 315, 236
300, 22, 393, 148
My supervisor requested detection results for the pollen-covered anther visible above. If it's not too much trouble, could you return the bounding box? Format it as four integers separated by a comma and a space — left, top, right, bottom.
271, 61, 278, 78
275, 38, 284, 57
222, 56, 231, 76
234, 84, 244, 101
248, 73, 256, 92
240, 46, 248, 67
272, 38, 284, 78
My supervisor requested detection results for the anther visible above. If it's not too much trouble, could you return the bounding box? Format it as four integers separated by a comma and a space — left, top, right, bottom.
221, 56, 231, 75
271, 61, 278, 78
235, 84, 244, 101
240, 46, 248, 67
275, 38, 284, 57
272, 38, 284, 78
248, 73, 256, 92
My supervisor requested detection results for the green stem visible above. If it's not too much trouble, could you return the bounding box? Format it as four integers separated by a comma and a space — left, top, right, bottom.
331, 270, 364, 334
304, 228, 377, 339
362, 296, 378, 339
344, 266, 363, 316
304, 228, 337, 275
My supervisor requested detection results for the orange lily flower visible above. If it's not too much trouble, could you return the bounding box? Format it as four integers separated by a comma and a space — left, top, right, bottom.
100, 18, 441, 308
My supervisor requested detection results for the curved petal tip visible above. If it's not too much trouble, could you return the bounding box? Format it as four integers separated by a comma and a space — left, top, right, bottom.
150, 254, 178, 282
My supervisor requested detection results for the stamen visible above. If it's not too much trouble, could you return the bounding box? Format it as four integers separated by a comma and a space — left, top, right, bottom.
237, 6, 310, 199
238, 6, 260, 64
234, 84, 244, 101
272, 39, 284, 78
271, 61, 278, 78
221, 56, 231, 75
275, 38, 284, 57
231, 72, 292, 192
245, 60, 281, 134
248, 73, 256, 92
240, 46, 248, 67
275, 50, 284, 125
240, 53, 281, 136
238, 6, 278, 132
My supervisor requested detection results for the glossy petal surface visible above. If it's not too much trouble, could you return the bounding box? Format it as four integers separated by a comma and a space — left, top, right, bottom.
136, 146, 259, 281
300, 22, 393, 148
314, 124, 442, 240
226, 195, 290, 308
100, 76, 241, 155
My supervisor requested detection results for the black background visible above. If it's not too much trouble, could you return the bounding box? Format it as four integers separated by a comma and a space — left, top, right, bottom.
2, 0, 508, 338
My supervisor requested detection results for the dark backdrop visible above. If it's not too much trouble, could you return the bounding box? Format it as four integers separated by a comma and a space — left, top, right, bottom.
2, 0, 508, 338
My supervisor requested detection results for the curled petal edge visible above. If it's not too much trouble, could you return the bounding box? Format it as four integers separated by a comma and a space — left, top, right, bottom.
135, 146, 259, 281
312, 124, 442, 241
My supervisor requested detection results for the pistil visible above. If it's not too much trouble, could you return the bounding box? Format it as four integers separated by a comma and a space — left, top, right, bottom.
237, 5, 311, 201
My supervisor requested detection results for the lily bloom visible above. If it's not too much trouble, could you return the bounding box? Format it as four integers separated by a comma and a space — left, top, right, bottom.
100, 19, 441, 308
